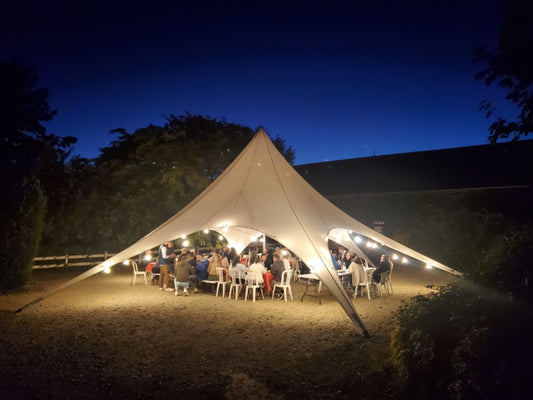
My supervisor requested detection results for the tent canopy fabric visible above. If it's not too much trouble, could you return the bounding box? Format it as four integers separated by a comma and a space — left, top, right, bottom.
19, 129, 461, 336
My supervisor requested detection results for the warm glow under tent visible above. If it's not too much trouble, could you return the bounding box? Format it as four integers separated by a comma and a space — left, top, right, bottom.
20, 129, 462, 335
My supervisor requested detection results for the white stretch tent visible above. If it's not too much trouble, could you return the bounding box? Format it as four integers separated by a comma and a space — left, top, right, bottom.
19, 129, 462, 335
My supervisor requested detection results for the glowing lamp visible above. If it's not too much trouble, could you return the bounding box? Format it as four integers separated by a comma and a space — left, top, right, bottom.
218, 235, 223, 240
392, 254, 399, 260
354, 236, 362, 243
402, 257, 408, 264
103, 266, 111, 274
425, 263, 433, 270
183, 240, 189, 247
181, 234, 186, 239
203, 229, 209, 234
123, 260, 130, 265
144, 254, 151, 261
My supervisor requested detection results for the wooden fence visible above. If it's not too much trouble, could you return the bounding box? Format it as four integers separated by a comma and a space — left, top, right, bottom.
32, 253, 116, 269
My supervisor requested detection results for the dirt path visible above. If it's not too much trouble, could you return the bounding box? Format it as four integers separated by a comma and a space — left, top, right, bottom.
0, 264, 455, 399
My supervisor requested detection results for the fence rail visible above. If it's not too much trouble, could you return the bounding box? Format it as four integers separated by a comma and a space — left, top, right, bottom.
32, 253, 116, 269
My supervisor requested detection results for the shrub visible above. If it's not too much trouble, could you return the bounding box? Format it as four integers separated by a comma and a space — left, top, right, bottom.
467, 225, 533, 302
390, 281, 533, 399
0, 179, 46, 291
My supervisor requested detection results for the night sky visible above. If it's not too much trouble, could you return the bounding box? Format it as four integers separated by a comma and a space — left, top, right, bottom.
1, 0, 516, 165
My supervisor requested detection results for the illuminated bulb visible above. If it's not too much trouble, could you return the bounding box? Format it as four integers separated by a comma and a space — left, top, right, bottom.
281, 250, 287, 256
366, 241, 372, 248
203, 229, 209, 234
123, 260, 130, 265
183, 240, 189, 247
392, 254, 399, 260
425, 263, 433, 269
348, 230, 353, 234
218, 235, 223, 240
144, 254, 151, 261
355, 236, 362, 243
402, 257, 408, 264
181, 234, 186, 239
103, 266, 111, 274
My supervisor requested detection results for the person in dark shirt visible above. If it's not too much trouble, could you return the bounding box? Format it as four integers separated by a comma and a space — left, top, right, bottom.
271, 254, 285, 284
264, 248, 274, 270
372, 255, 392, 283
158, 241, 175, 291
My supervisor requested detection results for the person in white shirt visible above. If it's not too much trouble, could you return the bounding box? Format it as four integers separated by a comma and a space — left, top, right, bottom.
248, 255, 267, 283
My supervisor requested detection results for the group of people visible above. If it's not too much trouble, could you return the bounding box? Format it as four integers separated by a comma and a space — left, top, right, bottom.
153, 243, 296, 297
153, 241, 392, 297
330, 247, 393, 287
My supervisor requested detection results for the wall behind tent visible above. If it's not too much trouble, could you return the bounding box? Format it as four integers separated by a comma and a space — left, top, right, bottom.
325, 188, 527, 274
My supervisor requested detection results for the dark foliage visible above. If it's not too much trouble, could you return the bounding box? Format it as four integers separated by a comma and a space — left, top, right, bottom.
391, 281, 533, 399
0, 179, 46, 291
40, 115, 296, 254
474, 0, 533, 143
467, 224, 533, 302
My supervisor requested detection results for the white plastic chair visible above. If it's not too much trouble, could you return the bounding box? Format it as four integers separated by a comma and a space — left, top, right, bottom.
352, 264, 372, 300
374, 267, 393, 297
228, 270, 244, 300
215, 267, 227, 298
132, 261, 147, 285
244, 271, 265, 302
271, 270, 293, 301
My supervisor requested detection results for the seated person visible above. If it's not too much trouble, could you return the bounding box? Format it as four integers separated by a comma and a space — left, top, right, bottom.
248, 255, 267, 284
330, 250, 340, 270
189, 254, 209, 293
229, 255, 247, 284
271, 254, 285, 284
174, 254, 194, 296
372, 254, 392, 283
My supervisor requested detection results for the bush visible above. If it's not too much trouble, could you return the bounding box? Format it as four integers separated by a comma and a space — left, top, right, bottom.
0, 179, 46, 291
467, 225, 533, 302
390, 281, 533, 399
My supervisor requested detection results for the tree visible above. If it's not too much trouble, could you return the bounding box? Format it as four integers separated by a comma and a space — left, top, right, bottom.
0, 62, 76, 289
52, 115, 296, 253
474, 0, 533, 143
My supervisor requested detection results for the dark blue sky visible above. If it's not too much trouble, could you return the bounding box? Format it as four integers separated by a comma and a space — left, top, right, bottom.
2, 0, 515, 164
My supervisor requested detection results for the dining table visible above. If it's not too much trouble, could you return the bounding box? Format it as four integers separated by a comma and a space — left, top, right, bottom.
299, 269, 352, 305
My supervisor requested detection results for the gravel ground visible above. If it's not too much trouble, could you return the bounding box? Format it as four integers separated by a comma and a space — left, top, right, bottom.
0, 264, 455, 399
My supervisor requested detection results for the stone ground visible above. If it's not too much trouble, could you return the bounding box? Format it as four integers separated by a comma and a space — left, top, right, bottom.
0, 263, 455, 399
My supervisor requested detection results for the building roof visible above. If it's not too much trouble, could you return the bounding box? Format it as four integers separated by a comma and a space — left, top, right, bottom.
295, 139, 533, 194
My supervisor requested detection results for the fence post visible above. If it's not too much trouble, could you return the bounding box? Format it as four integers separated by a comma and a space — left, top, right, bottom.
65, 254, 69, 267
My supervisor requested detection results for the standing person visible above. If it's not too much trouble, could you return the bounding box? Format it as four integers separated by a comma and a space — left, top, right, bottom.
247, 246, 258, 267
158, 241, 176, 291
264, 248, 274, 270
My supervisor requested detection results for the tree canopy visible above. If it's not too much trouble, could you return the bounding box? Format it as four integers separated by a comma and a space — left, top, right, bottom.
474, 0, 533, 143
40, 114, 296, 254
